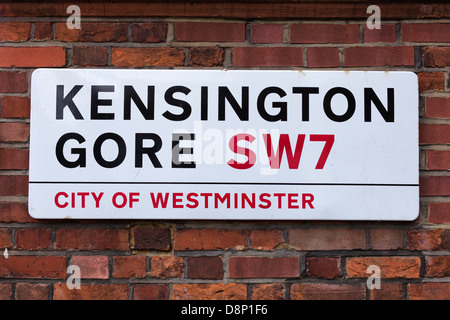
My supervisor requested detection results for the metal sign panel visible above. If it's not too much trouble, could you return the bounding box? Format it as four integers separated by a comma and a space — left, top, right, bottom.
29, 69, 418, 220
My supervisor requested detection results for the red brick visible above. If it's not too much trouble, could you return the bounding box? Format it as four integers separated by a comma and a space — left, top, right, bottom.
131, 22, 167, 43
0, 71, 28, 93
0, 176, 28, 196
73, 47, 107, 67
0, 96, 30, 118
132, 226, 171, 251
419, 124, 450, 144
0, 228, 12, 248
0, 256, 66, 278
251, 283, 285, 300
16, 228, 52, 250
289, 228, 366, 250
426, 150, 450, 170
369, 283, 403, 300
0, 203, 34, 223
251, 24, 284, 44
174, 228, 247, 251
72, 256, 109, 279
419, 176, 450, 196
369, 228, 404, 250
0, 47, 65, 67
407, 229, 449, 250
0, 22, 30, 42
133, 284, 168, 300
425, 97, 450, 119
175, 22, 245, 42
306, 257, 341, 279
172, 283, 247, 300
150, 256, 184, 278
55, 228, 129, 250
189, 47, 224, 67
402, 23, 450, 42
113, 256, 147, 278
408, 283, 450, 300
233, 47, 302, 67
229, 256, 299, 278
418, 72, 445, 92
429, 202, 450, 224
425, 256, 450, 277
346, 256, 421, 279
0, 149, 29, 170
112, 47, 185, 67
15, 283, 49, 300
250, 230, 285, 250
33, 22, 52, 41
187, 256, 223, 279
422, 47, 450, 67
55, 22, 128, 42
363, 24, 396, 43
290, 24, 359, 44
307, 47, 340, 67
0, 123, 29, 142
291, 283, 365, 300
53, 283, 129, 300
345, 46, 415, 67
0, 284, 12, 300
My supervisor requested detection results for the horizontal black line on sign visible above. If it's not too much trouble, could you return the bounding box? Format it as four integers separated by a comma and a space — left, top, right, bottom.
28, 181, 419, 187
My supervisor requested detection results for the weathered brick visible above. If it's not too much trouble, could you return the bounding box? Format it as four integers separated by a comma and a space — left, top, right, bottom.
345, 46, 415, 67
369, 228, 404, 250
73, 47, 107, 66
33, 22, 52, 41
407, 229, 449, 250
251, 283, 285, 300
71, 255, 109, 279
53, 283, 129, 300
189, 47, 224, 67
0, 47, 65, 67
251, 24, 284, 44
402, 23, 450, 42
0, 22, 30, 42
0, 256, 66, 279
0, 284, 12, 300
187, 256, 223, 279
408, 283, 450, 300
0, 96, 30, 118
174, 228, 247, 251
291, 283, 365, 300
16, 228, 52, 250
0, 228, 12, 248
425, 97, 450, 119
15, 283, 49, 300
429, 202, 450, 224
55, 228, 129, 250
113, 256, 147, 278
307, 47, 340, 67
132, 226, 171, 251
0, 123, 29, 142
0, 175, 28, 196
425, 256, 450, 277
229, 256, 299, 278
290, 24, 359, 44
0, 149, 29, 170
363, 24, 396, 43
0, 203, 34, 223
111, 47, 185, 67
369, 283, 403, 300
306, 257, 341, 279
426, 150, 450, 170
172, 283, 247, 300
233, 47, 302, 67
175, 22, 245, 42
0, 71, 28, 93
55, 22, 128, 42
418, 72, 445, 92
422, 47, 450, 67
131, 22, 167, 43
419, 176, 450, 196
150, 256, 184, 278
250, 230, 285, 250
133, 284, 169, 300
289, 228, 366, 251
420, 124, 450, 144
346, 256, 421, 279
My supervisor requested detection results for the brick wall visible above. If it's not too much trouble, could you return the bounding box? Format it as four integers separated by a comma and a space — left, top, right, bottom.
0, 1, 449, 300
